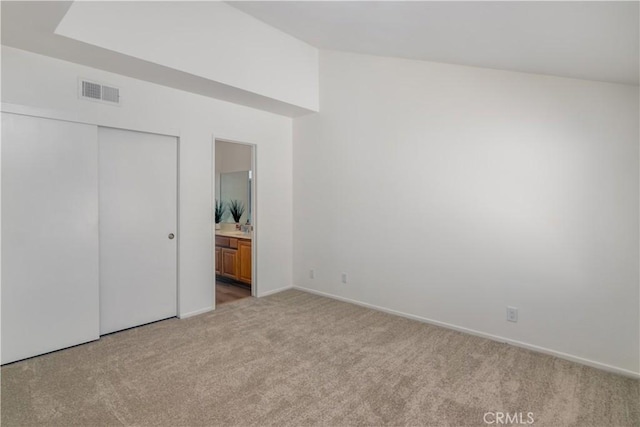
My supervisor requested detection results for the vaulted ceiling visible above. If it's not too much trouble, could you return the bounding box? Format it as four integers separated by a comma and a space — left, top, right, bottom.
230, 1, 639, 85
2, 1, 637, 119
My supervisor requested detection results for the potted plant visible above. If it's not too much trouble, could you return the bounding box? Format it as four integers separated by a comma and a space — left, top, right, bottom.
215, 199, 226, 230
228, 200, 245, 229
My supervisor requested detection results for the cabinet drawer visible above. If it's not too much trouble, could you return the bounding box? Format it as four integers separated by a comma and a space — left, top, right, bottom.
215, 236, 229, 247
215, 236, 239, 249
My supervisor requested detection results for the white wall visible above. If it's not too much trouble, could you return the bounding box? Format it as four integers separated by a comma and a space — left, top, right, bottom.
55, 1, 319, 112
293, 50, 640, 375
2, 46, 293, 315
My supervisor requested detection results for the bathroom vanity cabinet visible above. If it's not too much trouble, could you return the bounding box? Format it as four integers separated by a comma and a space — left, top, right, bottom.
215, 234, 252, 286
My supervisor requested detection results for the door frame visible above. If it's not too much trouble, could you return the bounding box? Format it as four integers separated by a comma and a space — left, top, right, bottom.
212, 137, 257, 306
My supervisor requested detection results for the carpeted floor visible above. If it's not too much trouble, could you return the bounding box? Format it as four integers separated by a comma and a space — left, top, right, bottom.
1, 289, 638, 426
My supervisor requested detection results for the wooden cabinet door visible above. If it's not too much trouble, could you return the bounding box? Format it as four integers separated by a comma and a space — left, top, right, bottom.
221, 248, 238, 279
215, 247, 221, 275
237, 240, 252, 285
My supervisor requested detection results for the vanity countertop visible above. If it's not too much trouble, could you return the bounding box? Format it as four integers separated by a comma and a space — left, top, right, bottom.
216, 230, 252, 240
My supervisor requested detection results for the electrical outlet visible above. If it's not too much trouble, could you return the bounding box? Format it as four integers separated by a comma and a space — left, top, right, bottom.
309, 269, 315, 279
507, 306, 518, 323
341, 272, 348, 284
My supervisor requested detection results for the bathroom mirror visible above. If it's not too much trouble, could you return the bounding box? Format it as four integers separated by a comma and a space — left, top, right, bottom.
218, 171, 251, 224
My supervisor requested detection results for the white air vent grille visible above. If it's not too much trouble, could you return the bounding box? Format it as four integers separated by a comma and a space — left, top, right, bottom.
82, 81, 101, 100
101, 85, 120, 103
79, 79, 120, 105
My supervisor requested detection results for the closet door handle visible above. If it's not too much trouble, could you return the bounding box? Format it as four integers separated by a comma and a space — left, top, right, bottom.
168, 233, 175, 240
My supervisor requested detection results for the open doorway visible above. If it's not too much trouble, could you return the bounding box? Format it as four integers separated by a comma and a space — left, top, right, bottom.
214, 139, 255, 306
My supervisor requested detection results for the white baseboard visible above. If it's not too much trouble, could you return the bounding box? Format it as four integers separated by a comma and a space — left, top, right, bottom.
178, 306, 213, 319
294, 286, 640, 380
258, 285, 293, 298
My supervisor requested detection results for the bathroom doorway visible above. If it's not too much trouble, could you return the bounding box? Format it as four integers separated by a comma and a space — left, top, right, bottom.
213, 139, 256, 306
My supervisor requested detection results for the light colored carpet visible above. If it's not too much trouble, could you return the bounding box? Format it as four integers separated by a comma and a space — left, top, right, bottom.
2, 289, 638, 426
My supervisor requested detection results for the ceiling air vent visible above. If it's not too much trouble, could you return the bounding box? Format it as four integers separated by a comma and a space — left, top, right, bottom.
79, 79, 120, 105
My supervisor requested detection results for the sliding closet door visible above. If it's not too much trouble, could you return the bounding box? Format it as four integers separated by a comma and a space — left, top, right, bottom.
1, 113, 100, 364
98, 128, 178, 335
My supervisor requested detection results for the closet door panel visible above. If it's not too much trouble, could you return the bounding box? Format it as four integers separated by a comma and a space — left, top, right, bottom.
1, 113, 100, 364
98, 127, 178, 335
